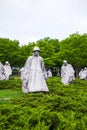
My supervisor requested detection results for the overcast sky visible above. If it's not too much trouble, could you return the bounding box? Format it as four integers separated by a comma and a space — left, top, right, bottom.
0, 0, 87, 45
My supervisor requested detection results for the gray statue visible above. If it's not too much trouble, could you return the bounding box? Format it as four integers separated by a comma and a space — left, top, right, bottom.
4, 61, 12, 80
0, 62, 5, 80
61, 60, 75, 85
21, 46, 49, 93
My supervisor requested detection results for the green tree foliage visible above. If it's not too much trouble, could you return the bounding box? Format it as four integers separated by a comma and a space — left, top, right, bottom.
0, 38, 20, 67
58, 33, 87, 68
36, 37, 59, 68
0, 33, 87, 69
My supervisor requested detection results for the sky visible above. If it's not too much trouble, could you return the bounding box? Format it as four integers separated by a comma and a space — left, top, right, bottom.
0, 0, 87, 45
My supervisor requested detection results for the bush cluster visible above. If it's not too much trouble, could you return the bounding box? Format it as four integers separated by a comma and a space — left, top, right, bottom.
0, 77, 87, 130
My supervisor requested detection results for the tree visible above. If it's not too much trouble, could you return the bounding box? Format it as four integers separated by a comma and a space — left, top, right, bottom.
58, 33, 87, 67
0, 38, 19, 67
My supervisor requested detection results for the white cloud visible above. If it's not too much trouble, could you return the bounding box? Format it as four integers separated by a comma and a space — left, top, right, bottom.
0, 0, 87, 45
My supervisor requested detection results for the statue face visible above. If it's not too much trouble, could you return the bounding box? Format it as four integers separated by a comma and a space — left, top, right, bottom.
64, 62, 68, 66
33, 51, 39, 56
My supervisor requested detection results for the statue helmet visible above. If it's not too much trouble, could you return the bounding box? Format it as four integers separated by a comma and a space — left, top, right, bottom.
5, 61, 9, 64
63, 60, 67, 63
33, 46, 40, 52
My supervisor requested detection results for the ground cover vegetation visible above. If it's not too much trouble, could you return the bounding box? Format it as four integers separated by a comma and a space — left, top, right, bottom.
0, 76, 87, 130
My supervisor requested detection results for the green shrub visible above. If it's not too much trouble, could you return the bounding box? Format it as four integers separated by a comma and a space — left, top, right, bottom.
0, 77, 87, 129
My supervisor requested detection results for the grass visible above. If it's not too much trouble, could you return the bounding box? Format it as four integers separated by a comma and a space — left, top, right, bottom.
0, 76, 87, 130
0, 89, 22, 99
